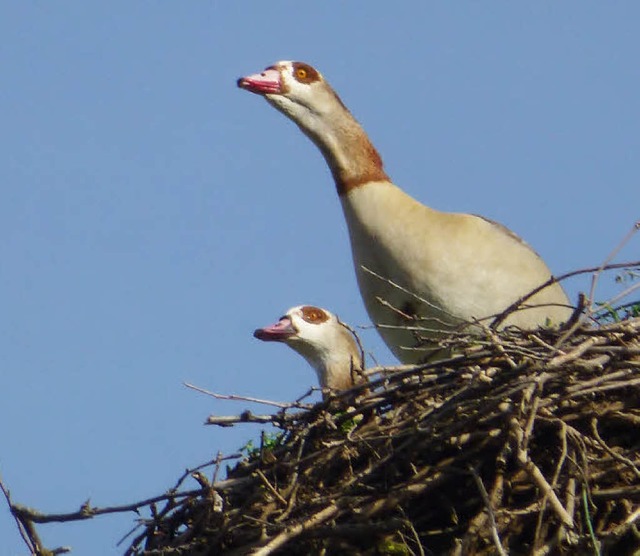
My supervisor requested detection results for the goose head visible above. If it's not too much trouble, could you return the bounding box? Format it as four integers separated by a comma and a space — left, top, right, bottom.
253, 305, 364, 393
237, 61, 340, 121
238, 61, 386, 192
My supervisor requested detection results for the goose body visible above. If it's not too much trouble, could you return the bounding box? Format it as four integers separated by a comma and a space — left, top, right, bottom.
254, 305, 363, 393
239, 62, 572, 363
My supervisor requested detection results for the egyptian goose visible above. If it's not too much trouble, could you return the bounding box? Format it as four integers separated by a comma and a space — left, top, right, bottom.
239, 62, 572, 363
253, 305, 364, 393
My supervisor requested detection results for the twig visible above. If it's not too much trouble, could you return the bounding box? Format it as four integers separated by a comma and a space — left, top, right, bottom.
587, 220, 640, 317
185, 382, 310, 409
511, 419, 574, 528
12, 489, 202, 524
251, 503, 340, 555
364, 363, 418, 376
565, 376, 640, 400
255, 469, 288, 507
547, 337, 607, 368
522, 375, 546, 452
402, 514, 426, 556
205, 411, 290, 427
1, 477, 40, 555
564, 368, 637, 394
534, 420, 569, 550
582, 486, 602, 555
625, 506, 640, 525
593, 281, 640, 317
362, 265, 461, 322
590, 418, 640, 480
491, 260, 640, 329
468, 466, 508, 556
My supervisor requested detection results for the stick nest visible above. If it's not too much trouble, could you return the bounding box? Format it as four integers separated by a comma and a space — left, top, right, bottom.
122, 316, 640, 556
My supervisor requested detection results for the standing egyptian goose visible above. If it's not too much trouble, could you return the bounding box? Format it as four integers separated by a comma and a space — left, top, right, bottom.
239, 61, 572, 363
254, 305, 364, 393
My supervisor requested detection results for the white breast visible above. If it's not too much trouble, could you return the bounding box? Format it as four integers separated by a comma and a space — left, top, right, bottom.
342, 182, 571, 361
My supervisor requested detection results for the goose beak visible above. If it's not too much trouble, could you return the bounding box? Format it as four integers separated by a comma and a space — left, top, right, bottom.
237, 67, 282, 95
253, 316, 296, 342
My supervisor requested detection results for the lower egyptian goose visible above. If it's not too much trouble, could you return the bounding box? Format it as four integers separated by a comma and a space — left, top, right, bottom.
254, 305, 364, 393
239, 62, 572, 363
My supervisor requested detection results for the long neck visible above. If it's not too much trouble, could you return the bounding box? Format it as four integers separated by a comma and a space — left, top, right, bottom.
319, 354, 362, 390
288, 97, 390, 196
293, 337, 363, 391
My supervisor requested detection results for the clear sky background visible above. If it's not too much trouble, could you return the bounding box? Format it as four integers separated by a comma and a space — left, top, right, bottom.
1, 3, 638, 554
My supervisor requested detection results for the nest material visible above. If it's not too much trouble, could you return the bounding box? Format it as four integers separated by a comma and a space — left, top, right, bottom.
127, 317, 640, 556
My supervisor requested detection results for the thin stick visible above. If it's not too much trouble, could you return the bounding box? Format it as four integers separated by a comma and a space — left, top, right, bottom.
591, 418, 640, 479
251, 503, 340, 555
362, 265, 461, 323
587, 220, 640, 316
255, 469, 288, 507
491, 260, 639, 328
468, 466, 508, 556
205, 413, 286, 426
593, 281, 640, 317
184, 382, 310, 409
511, 419, 574, 527
0, 477, 39, 554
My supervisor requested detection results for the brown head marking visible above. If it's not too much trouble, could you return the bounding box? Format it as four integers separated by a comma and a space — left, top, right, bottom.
300, 305, 329, 324
292, 62, 321, 85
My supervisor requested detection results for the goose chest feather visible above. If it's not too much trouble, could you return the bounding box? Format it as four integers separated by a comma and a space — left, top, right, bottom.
239, 61, 572, 363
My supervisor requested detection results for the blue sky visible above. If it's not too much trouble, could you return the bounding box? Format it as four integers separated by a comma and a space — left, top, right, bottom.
1, 3, 638, 554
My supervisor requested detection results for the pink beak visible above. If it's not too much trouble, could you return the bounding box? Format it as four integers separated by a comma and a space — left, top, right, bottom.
237, 67, 282, 95
254, 316, 296, 342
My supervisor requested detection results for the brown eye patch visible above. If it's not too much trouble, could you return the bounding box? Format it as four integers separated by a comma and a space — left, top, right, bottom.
301, 305, 329, 324
292, 62, 320, 84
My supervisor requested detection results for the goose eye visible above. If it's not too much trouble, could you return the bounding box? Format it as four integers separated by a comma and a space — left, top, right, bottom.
301, 306, 328, 324
292, 63, 318, 84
